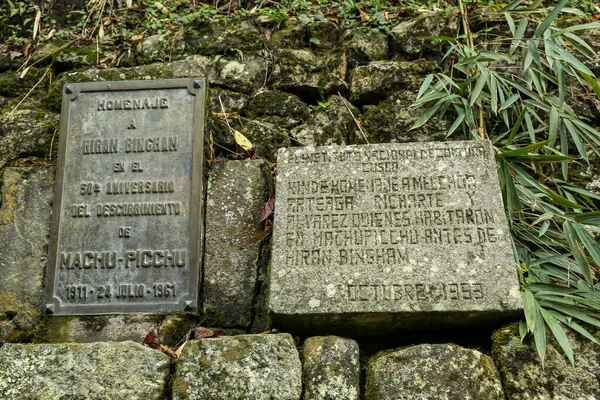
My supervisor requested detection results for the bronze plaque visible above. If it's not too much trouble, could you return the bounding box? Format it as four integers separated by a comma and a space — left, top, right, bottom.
45, 79, 206, 315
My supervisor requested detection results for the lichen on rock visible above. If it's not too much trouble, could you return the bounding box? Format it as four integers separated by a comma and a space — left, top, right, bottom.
366, 343, 505, 400
0, 341, 171, 399
172, 333, 302, 400
362, 90, 454, 143
492, 323, 600, 400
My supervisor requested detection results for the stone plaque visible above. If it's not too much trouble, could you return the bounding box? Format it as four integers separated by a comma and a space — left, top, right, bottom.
270, 141, 522, 331
45, 79, 206, 315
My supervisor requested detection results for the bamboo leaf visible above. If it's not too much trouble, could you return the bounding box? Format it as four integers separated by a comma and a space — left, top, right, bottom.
574, 211, 600, 225
549, 107, 559, 147
535, 0, 569, 38
540, 307, 574, 366
523, 288, 538, 331
470, 67, 489, 106
563, 221, 594, 286
416, 74, 435, 100
533, 308, 547, 366
572, 223, 600, 270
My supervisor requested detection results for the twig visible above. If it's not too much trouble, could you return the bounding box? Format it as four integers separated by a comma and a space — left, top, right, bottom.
237, 116, 308, 146
2, 66, 51, 124
48, 127, 58, 160
337, 92, 368, 144
218, 95, 235, 136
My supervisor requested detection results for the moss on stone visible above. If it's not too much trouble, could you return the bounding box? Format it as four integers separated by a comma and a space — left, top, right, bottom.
184, 17, 263, 56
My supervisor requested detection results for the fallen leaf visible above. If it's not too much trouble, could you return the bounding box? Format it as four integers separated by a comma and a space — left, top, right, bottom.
212, 329, 227, 337
33, 10, 42, 40
359, 7, 369, 22
9, 51, 22, 60
194, 326, 215, 339
234, 130, 253, 151
19, 66, 30, 79
259, 197, 275, 223
143, 331, 161, 349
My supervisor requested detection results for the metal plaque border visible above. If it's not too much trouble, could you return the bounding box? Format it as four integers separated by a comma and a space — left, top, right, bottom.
44, 78, 206, 316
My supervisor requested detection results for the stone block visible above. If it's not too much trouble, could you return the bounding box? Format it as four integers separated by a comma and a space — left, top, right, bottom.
303, 336, 360, 400
172, 333, 302, 400
349, 60, 432, 106
366, 344, 504, 400
0, 341, 171, 399
492, 324, 600, 399
270, 141, 521, 333
203, 160, 273, 328
0, 167, 54, 342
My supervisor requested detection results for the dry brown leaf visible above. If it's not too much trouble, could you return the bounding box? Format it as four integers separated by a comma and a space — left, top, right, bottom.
359, 7, 370, 22
143, 331, 161, 349
259, 197, 275, 223
10, 51, 23, 60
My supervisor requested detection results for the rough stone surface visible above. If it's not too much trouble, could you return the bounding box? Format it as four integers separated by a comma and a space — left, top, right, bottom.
366, 344, 505, 400
390, 10, 459, 57
136, 32, 185, 64
271, 49, 348, 103
247, 90, 309, 129
291, 95, 362, 146
309, 21, 340, 51
0, 341, 171, 399
210, 87, 250, 114
172, 333, 302, 400
362, 90, 454, 143
184, 18, 263, 56
270, 141, 521, 332
341, 27, 389, 68
349, 60, 432, 105
268, 20, 308, 50
208, 56, 267, 94
204, 160, 273, 328
492, 323, 600, 400
43, 57, 211, 112
0, 167, 54, 342
303, 336, 360, 400
0, 107, 59, 169
39, 315, 162, 344
239, 119, 292, 162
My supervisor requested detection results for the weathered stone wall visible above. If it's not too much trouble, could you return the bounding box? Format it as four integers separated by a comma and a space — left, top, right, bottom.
1, 9, 599, 399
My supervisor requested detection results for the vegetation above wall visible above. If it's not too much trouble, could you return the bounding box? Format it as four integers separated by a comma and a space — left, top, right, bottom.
1, 0, 600, 366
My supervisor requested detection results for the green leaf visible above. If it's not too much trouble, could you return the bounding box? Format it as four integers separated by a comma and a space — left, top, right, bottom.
574, 211, 600, 225
522, 288, 538, 331
563, 221, 594, 286
499, 94, 520, 112
511, 18, 528, 56
447, 111, 466, 138
533, 308, 547, 366
416, 74, 435, 100
534, 0, 569, 38
470, 67, 489, 106
540, 307, 574, 366
552, 22, 600, 37
572, 223, 600, 271
580, 72, 600, 100
549, 107, 559, 147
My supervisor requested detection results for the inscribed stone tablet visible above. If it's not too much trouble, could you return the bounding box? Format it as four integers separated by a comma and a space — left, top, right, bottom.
270, 141, 522, 331
45, 79, 206, 315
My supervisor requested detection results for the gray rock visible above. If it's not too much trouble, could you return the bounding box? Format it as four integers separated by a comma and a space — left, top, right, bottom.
362, 90, 455, 143
0, 167, 54, 342
268, 19, 308, 50
39, 315, 161, 344
42, 56, 211, 112
390, 10, 459, 56
203, 160, 273, 328
303, 336, 360, 400
366, 344, 505, 400
270, 141, 522, 333
492, 323, 600, 400
0, 107, 59, 169
0, 341, 171, 399
239, 119, 292, 162
271, 49, 348, 103
341, 27, 389, 68
210, 87, 250, 114
172, 333, 302, 400
309, 21, 340, 51
184, 18, 263, 56
349, 60, 432, 105
208, 56, 268, 94
291, 95, 363, 146
247, 90, 309, 129
136, 32, 185, 64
